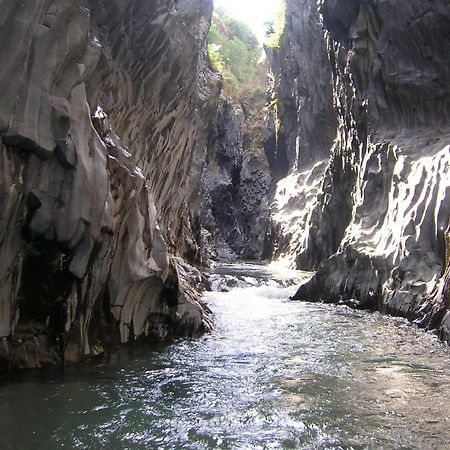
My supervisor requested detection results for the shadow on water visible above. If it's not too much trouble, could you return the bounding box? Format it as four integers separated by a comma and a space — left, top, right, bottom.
0, 261, 449, 449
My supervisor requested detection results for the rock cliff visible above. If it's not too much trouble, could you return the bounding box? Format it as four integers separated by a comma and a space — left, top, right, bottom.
0, 0, 216, 369
269, 0, 450, 341
201, 95, 271, 260
1, 0, 449, 370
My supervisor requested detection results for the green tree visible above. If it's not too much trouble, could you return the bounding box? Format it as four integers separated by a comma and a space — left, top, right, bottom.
207, 9, 261, 98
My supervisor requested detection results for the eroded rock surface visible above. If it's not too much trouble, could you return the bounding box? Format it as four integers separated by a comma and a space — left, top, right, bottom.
0, 0, 215, 369
201, 97, 271, 260
269, 0, 450, 341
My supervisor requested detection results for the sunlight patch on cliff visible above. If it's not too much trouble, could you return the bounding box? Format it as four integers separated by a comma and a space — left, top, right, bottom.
270, 161, 328, 266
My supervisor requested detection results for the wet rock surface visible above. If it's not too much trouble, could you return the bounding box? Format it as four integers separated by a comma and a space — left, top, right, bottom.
270, 0, 450, 341
0, 0, 215, 369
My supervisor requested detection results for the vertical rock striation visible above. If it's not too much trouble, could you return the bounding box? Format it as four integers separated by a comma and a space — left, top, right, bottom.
265, 0, 342, 265
201, 96, 271, 260
200, 99, 245, 259
0, 0, 216, 369
269, 0, 450, 341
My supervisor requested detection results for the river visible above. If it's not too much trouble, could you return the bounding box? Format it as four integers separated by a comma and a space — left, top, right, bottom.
0, 261, 449, 449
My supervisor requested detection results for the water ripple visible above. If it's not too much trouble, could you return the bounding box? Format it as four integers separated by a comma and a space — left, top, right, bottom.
0, 262, 449, 449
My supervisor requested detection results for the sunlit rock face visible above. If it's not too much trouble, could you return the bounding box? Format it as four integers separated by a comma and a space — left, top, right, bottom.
265, 0, 341, 265
269, 0, 450, 340
0, 0, 215, 369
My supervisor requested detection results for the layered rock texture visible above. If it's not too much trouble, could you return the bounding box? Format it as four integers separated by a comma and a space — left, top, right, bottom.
269, 0, 450, 341
1, 0, 449, 371
0, 0, 216, 369
201, 95, 271, 260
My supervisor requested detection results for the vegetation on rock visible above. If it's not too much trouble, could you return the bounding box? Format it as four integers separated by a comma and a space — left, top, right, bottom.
263, 1, 286, 49
207, 7, 261, 98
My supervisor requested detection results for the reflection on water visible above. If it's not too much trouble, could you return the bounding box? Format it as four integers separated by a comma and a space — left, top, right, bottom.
0, 261, 449, 449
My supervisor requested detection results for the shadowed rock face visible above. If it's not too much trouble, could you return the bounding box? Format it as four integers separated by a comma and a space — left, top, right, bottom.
269, 0, 450, 341
1, 0, 448, 371
0, 0, 215, 369
201, 100, 244, 259
265, 0, 337, 173
201, 98, 271, 260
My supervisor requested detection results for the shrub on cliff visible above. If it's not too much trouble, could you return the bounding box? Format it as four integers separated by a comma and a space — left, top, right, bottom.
207, 8, 260, 98
264, 1, 286, 49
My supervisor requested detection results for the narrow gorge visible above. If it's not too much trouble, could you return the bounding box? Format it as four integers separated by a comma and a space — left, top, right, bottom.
0, 0, 449, 447
266, 0, 450, 341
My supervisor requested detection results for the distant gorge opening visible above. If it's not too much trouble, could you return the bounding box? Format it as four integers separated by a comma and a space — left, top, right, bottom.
200, 1, 286, 262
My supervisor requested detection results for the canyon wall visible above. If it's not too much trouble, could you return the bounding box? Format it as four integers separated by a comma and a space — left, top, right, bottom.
1, 0, 448, 370
269, 0, 450, 341
201, 96, 271, 260
0, 0, 216, 369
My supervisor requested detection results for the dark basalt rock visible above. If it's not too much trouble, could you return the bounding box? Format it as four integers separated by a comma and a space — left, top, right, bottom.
270, 0, 450, 342
414, 222, 450, 341
0, 0, 216, 369
201, 98, 271, 260
264, 0, 338, 175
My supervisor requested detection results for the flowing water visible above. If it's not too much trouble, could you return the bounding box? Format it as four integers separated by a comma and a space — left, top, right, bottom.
0, 262, 449, 449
